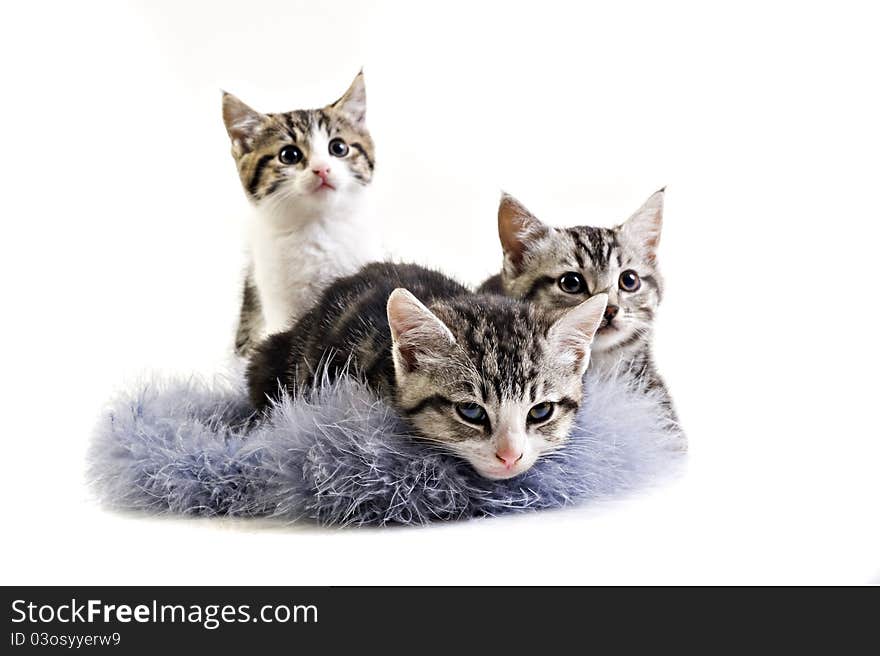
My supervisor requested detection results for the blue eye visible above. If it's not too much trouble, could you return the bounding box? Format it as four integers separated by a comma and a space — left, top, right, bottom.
455, 402, 487, 424
528, 402, 554, 423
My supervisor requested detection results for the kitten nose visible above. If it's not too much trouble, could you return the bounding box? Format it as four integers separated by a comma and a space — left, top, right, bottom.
495, 445, 524, 468
604, 305, 619, 323
312, 167, 330, 180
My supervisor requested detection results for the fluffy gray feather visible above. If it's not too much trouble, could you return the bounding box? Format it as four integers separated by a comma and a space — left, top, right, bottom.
87, 369, 684, 527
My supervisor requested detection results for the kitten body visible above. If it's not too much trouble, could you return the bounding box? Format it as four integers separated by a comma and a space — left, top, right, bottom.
247, 262, 607, 480
223, 72, 380, 355
479, 190, 680, 424
246, 192, 377, 339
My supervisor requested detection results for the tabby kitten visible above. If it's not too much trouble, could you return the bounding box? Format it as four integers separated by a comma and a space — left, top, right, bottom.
479, 189, 676, 413
247, 263, 608, 480
222, 71, 379, 356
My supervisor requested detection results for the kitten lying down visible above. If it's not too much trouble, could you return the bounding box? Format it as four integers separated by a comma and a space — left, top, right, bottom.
247, 263, 607, 480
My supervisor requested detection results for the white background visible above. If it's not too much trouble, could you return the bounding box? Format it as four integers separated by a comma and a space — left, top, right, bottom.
1, 0, 878, 584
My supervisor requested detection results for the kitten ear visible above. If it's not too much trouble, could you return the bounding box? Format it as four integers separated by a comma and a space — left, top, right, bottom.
617, 187, 665, 264
387, 288, 456, 375
330, 70, 367, 126
549, 293, 608, 375
498, 193, 550, 274
222, 92, 264, 155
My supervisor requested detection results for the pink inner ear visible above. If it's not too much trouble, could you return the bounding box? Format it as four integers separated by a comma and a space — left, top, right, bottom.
390, 314, 420, 339
393, 323, 439, 374
388, 292, 431, 372
557, 334, 590, 371
222, 95, 260, 144
395, 339, 421, 372
498, 203, 533, 269
388, 294, 456, 374
620, 191, 664, 262
499, 221, 527, 268
388, 298, 421, 342
497, 195, 549, 273
332, 73, 367, 125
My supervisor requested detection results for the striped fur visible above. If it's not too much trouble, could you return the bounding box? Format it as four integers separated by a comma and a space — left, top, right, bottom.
222, 72, 379, 355
222, 80, 375, 203
479, 189, 680, 424
247, 263, 607, 480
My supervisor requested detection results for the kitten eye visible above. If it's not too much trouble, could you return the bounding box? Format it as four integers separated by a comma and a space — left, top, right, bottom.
328, 138, 349, 157
619, 269, 641, 292
278, 145, 303, 165
455, 402, 487, 425
528, 402, 555, 423
558, 272, 587, 294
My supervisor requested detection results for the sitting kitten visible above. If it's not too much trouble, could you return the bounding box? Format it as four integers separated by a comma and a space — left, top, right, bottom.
479, 189, 678, 419
222, 72, 380, 355
247, 262, 607, 480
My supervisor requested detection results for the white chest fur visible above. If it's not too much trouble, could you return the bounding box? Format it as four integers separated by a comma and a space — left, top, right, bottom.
248, 199, 381, 336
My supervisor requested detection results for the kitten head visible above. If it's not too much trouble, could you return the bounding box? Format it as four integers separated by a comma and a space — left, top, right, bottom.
221, 71, 374, 214
494, 189, 665, 358
386, 289, 607, 480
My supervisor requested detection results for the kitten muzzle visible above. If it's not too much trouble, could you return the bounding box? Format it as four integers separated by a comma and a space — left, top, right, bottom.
600, 304, 619, 330
311, 167, 336, 191
495, 444, 524, 469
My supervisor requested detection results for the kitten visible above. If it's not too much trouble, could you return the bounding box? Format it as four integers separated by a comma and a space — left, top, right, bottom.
222, 71, 380, 356
247, 262, 608, 480
479, 189, 678, 418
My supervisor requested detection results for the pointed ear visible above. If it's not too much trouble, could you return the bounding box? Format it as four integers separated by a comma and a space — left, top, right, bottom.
330, 70, 367, 126
617, 187, 664, 264
498, 193, 550, 274
222, 91, 264, 155
387, 288, 456, 375
549, 294, 608, 375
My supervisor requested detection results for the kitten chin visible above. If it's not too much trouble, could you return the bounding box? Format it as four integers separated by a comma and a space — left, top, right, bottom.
246, 262, 607, 480
251, 183, 367, 238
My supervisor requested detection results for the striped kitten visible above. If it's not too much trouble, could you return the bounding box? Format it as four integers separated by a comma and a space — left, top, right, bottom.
247, 263, 607, 480
479, 189, 678, 416
222, 72, 380, 356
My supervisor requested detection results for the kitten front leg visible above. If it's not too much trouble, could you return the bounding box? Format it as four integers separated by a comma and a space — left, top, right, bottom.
234, 270, 265, 357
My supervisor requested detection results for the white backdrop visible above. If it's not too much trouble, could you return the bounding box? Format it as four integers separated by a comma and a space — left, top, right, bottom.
1, 0, 878, 584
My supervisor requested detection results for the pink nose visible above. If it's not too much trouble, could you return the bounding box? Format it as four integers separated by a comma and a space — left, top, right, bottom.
495, 445, 524, 468
312, 167, 330, 180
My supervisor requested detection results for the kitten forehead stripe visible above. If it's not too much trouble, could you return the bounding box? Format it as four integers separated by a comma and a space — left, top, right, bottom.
570, 231, 592, 266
